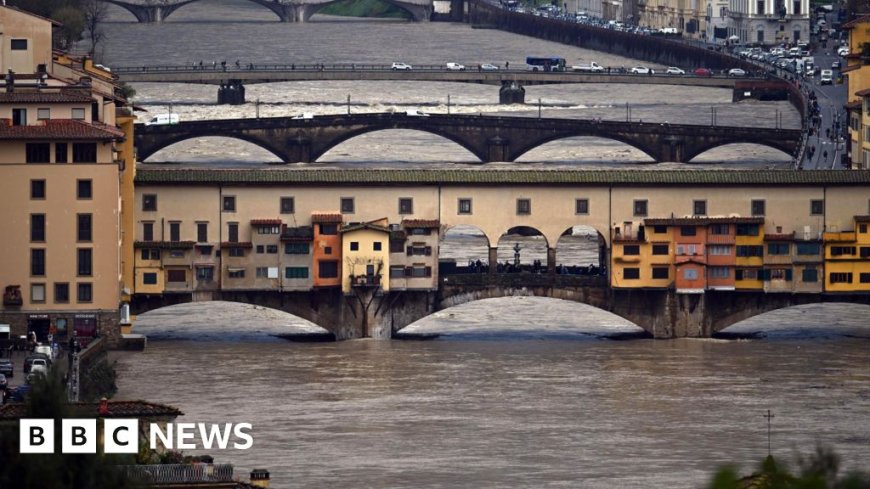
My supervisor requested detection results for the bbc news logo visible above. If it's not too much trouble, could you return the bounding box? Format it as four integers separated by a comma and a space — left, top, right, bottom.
20, 419, 253, 454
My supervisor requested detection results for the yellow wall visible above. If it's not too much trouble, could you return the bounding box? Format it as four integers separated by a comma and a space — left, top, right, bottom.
341, 228, 390, 293
117, 113, 137, 299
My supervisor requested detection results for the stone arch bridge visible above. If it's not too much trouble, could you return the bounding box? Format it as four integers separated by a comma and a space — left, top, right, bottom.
135, 113, 801, 164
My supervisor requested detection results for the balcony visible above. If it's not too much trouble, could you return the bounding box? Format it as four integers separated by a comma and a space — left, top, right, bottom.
615, 254, 642, 262
707, 234, 736, 245
3, 286, 22, 307
350, 274, 381, 288
823, 232, 856, 243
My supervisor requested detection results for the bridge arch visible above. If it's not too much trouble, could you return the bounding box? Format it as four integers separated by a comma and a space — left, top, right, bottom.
685, 140, 796, 163
138, 134, 287, 163
511, 132, 660, 163
555, 225, 607, 275
710, 299, 870, 336
495, 226, 549, 271
313, 126, 487, 163
514, 135, 656, 163
302, 0, 420, 21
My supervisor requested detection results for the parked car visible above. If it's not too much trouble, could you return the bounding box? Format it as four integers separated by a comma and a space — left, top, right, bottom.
0, 358, 12, 378
33, 344, 52, 358
29, 360, 48, 377
831, 60, 841, 69
0, 373, 7, 391
23, 354, 50, 374
391, 62, 412, 71
630, 66, 654, 74
480, 63, 499, 71
9, 383, 31, 402
837, 46, 849, 56
445, 62, 466, 71
693, 67, 713, 77
665, 66, 685, 75
727, 68, 747, 77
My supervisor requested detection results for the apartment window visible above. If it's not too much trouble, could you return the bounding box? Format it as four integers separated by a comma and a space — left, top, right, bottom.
266, 245, 278, 254
56, 143, 68, 163
409, 228, 431, 236
26, 143, 50, 163
575, 199, 589, 215
320, 224, 338, 235
54, 283, 69, 303
141, 249, 160, 260
196, 267, 214, 282
516, 198, 531, 215
830, 273, 853, 284
36, 108, 51, 120
708, 245, 729, 256
751, 199, 765, 216
693, 200, 707, 216
228, 269, 245, 279
861, 273, 870, 284
793, 0, 800, 14
31, 284, 46, 303
285, 267, 309, 279
77, 283, 93, 303
228, 248, 245, 257
458, 198, 472, 215
767, 243, 789, 255
284, 243, 309, 254
31, 214, 45, 242
142, 194, 157, 211
652, 244, 669, 255
324, 246, 333, 255
623, 245, 640, 255
228, 223, 239, 243
255, 244, 263, 253
410, 266, 432, 278
197, 223, 208, 243
652, 267, 669, 279
407, 245, 433, 256
31, 180, 46, 199
256, 267, 269, 278
373, 242, 382, 251
280, 197, 295, 214
77, 248, 92, 276
72, 143, 97, 162
736, 224, 759, 236
810, 199, 824, 215
12, 108, 27, 126
736, 269, 758, 281
680, 226, 696, 236
709, 267, 729, 279
653, 225, 667, 234
861, 247, 870, 258
860, 224, 868, 234
165, 270, 185, 283
633, 200, 648, 217
736, 245, 764, 257
340, 197, 354, 214
390, 240, 405, 253
223, 196, 236, 212
623, 268, 640, 279
31, 249, 46, 276
77, 179, 92, 199
830, 246, 856, 256
142, 222, 154, 242
258, 225, 280, 235
683, 268, 699, 280
142, 273, 158, 285
77, 214, 92, 242
796, 243, 820, 255
169, 250, 184, 258
710, 224, 729, 235
319, 260, 339, 278
71, 108, 86, 120
399, 198, 413, 215
350, 242, 359, 251
169, 222, 180, 242
390, 266, 405, 278
802, 267, 818, 283
10, 39, 27, 50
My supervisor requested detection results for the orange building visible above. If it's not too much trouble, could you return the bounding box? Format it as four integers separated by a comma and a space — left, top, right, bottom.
311, 213, 342, 288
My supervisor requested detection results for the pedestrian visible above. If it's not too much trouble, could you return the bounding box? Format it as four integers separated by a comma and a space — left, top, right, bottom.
235, 59, 240, 69
823, 150, 828, 160
505, 61, 510, 69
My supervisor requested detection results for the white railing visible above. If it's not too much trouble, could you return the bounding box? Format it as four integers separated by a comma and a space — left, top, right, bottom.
119, 464, 234, 483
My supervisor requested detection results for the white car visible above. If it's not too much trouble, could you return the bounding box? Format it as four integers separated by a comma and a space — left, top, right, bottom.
480, 63, 499, 71
727, 68, 747, 77
391, 62, 412, 71
446, 62, 466, 71
630, 66, 654, 74
292, 112, 314, 119
665, 66, 685, 75
405, 109, 429, 117
837, 46, 849, 56
820, 69, 833, 85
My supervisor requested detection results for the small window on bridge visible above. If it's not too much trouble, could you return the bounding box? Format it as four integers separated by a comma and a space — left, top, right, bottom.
861, 273, 870, 283
680, 226, 697, 237
142, 194, 157, 212
751, 199, 766, 216
710, 224, 729, 235
575, 199, 589, 215
458, 199, 472, 215
810, 200, 824, 216
223, 196, 236, 213
693, 200, 707, 216
802, 267, 818, 282
399, 198, 413, 215
829, 272, 853, 284
633, 200, 648, 217
143, 273, 158, 285
652, 225, 666, 234
341, 198, 355, 214
281, 197, 295, 214
623, 245, 640, 255
320, 224, 338, 235
516, 199, 531, 215
350, 242, 359, 251
319, 261, 339, 278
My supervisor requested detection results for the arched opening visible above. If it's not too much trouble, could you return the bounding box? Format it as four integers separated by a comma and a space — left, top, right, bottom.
715, 303, 870, 339
104, 2, 142, 22
163, 0, 281, 23
400, 297, 646, 339
142, 136, 283, 164
318, 129, 480, 163
311, 0, 413, 20
496, 226, 548, 273
438, 225, 490, 274
554, 225, 607, 276
688, 143, 793, 166
514, 136, 655, 164
132, 301, 330, 341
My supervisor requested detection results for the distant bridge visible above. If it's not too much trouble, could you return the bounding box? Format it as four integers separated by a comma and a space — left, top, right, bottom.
135, 112, 801, 164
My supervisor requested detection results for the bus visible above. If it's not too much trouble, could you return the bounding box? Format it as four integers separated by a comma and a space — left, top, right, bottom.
526, 56, 566, 72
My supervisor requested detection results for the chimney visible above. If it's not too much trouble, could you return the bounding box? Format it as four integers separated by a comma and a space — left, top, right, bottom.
98, 397, 109, 416
250, 469, 270, 488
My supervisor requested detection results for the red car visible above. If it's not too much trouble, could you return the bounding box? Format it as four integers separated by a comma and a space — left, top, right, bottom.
693, 68, 713, 77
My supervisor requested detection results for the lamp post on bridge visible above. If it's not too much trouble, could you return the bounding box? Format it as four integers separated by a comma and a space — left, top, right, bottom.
763, 409, 775, 457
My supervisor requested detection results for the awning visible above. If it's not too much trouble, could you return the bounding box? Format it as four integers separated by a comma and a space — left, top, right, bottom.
0, 325, 10, 334
227, 267, 246, 272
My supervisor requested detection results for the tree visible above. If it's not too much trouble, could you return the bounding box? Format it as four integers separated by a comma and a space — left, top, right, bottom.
52, 5, 87, 51
707, 448, 870, 489
81, 0, 109, 60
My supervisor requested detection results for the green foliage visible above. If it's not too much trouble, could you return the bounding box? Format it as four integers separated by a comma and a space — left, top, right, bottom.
80, 358, 118, 402
117, 82, 137, 101
707, 448, 870, 489
319, 0, 411, 19
52, 6, 86, 50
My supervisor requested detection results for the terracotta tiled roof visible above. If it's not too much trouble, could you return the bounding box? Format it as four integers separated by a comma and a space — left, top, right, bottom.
220, 242, 253, 249
845, 100, 862, 110
764, 233, 795, 241
134, 241, 196, 249
0, 400, 182, 420
0, 119, 124, 141
311, 212, 343, 223
136, 169, 870, 185
250, 218, 282, 225
842, 13, 870, 29
0, 91, 93, 103
402, 219, 440, 228
856, 88, 870, 97
645, 217, 764, 225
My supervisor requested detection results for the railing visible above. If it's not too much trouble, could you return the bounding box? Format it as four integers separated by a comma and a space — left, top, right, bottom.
442, 273, 607, 288
119, 464, 234, 483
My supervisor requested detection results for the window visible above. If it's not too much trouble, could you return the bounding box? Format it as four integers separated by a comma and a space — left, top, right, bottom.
575, 198, 589, 215
320, 224, 338, 235
56, 143, 68, 163
228, 223, 239, 243
409, 228, 432, 236
266, 245, 278, 254
257, 225, 280, 235
680, 226, 696, 236
223, 196, 236, 212
633, 200, 648, 217
140, 249, 160, 260
228, 247, 245, 257
793, 0, 800, 14
54, 283, 69, 303
10, 39, 27, 50
324, 246, 332, 255
26, 143, 50, 163
72, 143, 96, 162
12, 108, 27, 126
830, 273, 853, 284
169, 250, 184, 258
736, 224, 759, 236
861, 273, 870, 284
256, 245, 265, 254
350, 242, 359, 251
285, 267, 309, 279
390, 266, 405, 278
516, 198, 531, 215
407, 245, 433, 256
399, 198, 413, 215
709, 267, 729, 279
802, 267, 818, 283
169, 222, 180, 242
164, 270, 185, 283
142, 194, 157, 211
710, 224, 729, 235
142, 222, 154, 242
390, 240, 405, 253
280, 197, 295, 214
285, 243, 309, 254
693, 200, 707, 216
77, 248, 92, 276
653, 225, 667, 234
31, 284, 46, 303
78, 214, 92, 242
35, 108, 52, 121
373, 242, 382, 251
256, 267, 269, 278
810, 200, 824, 215
410, 266, 432, 278
71, 108, 86, 120
228, 269, 246, 279
143, 273, 158, 285
623, 268, 640, 279
652, 244, 669, 255
31, 249, 46, 276
31, 214, 45, 242
652, 267, 669, 279
709, 245, 730, 256
341, 197, 354, 214
861, 224, 868, 234
197, 223, 208, 243
751, 199, 765, 216
458, 198, 472, 215
796, 243, 820, 255
77, 283, 93, 303
862, 247, 870, 258
830, 246, 856, 257
736, 245, 764, 257
196, 267, 214, 282
77, 179, 92, 199
767, 243, 789, 255
683, 268, 699, 280
623, 245, 640, 255
319, 260, 339, 278
31, 180, 46, 199
736, 269, 758, 280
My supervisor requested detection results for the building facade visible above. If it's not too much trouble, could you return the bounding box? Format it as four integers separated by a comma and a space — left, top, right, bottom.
726, 0, 809, 45
844, 15, 870, 169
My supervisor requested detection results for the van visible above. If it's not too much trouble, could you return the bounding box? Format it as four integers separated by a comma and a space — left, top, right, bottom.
144, 113, 180, 126
820, 69, 833, 85
33, 345, 52, 358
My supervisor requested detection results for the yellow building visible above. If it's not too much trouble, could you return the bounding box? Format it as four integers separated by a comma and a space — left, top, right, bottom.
610, 222, 674, 289
340, 219, 391, 294
823, 216, 870, 291
734, 221, 764, 290
844, 15, 870, 169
